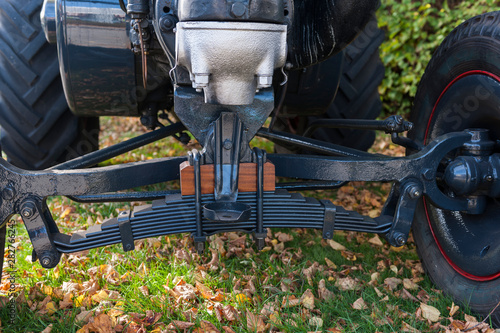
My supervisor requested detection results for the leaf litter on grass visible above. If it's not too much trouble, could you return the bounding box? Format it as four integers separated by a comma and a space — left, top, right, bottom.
0, 117, 497, 332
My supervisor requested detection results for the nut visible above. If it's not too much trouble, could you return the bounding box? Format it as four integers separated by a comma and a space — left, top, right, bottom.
407, 184, 422, 199
41, 257, 51, 267
20, 201, 36, 219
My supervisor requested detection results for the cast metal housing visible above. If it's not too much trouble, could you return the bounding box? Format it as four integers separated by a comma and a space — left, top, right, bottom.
175, 21, 287, 105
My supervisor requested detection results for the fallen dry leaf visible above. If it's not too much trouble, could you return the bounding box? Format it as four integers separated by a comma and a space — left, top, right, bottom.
464, 313, 477, 323
302, 262, 320, 286
273, 241, 285, 253
318, 279, 334, 301
327, 239, 346, 251
335, 277, 360, 291
221, 326, 236, 333
402, 321, 420, 332
324, 257, 337, 269
45, 301, 57, 315
449, 302, 459, 317
235, 293, 251, 304
196, 281, 215, 300
420, 303, 440, 322
374, 287, 384, 298
87, 313, 114, 333
91, 290, 109, 303
368, 235, 384, 246
167, 321, 195, 330
384, 277, 402, 291
417, 289, 430, 303
76, 309, 93, 323
400, 288, 419, 303
281, 295, 300, 308
223, 304, 239, 322
246, 311, 265, 332
309, 316, 323, 328
340, 250, 357, 261
170, 282, 197, 301
352, 297, 368, 310
276, 232, 294, 242
403, 278, 419, 290
260, 303, 274, 317
300, 289, 315, 310
143, 310, 162, 326
138, 285, 149, 297
200, 320, 221, 333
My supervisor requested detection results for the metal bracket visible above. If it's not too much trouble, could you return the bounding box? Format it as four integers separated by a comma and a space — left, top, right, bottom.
214, 112, 243, 202
118, 211, 135, 252
321, 200, 336, 239
253, 148, 266, 250
189, 149, 206, 254
384, 179, 423, 247
203, 112, 252, 223
20, 198, 61, 268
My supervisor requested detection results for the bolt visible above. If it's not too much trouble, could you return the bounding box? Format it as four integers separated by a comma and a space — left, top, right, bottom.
231, 2, 247, 17
2, 186, 15, 201
485, 175, 494, 182
393, 233, 406, 247
422, 168, 434, 181
223, 139, 233, 150
22, 207, 33, 218
159, 14, 176, 32
20, 201, 35, 219
41, 257, 52, 267
125, 244, 133, 251
406, 184, 422, 199
324, 232, 331, 239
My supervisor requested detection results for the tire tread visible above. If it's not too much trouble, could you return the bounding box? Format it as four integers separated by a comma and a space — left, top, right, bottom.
0, 0, 96, 169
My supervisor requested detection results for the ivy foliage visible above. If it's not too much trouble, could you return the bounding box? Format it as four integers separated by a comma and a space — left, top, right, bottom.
377, 0, 499, 116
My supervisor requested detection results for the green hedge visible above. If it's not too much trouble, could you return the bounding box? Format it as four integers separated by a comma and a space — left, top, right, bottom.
377, 0, 499, 116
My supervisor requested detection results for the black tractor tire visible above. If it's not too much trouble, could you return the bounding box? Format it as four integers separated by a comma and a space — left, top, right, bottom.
310, 18, 385, 151
276, 16, 384, 152
409, 11, 500, 327
0, 0, 99, 170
